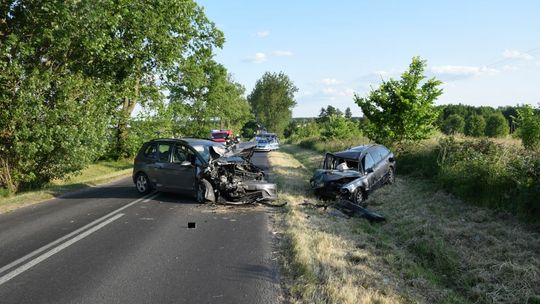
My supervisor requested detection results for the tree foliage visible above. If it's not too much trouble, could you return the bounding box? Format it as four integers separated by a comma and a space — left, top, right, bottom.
0, 0, 224, 191
516, 105, 540, 150
354, 57, 443, 148
465, 114, 486, 137
320, 115, 361, 140
248, 72, 298, 137
443, 114, 465, 135
485, 113, 509, 138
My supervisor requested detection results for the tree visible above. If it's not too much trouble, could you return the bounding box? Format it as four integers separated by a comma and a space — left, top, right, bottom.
248, 72, 298, 136
0, 0, 223, 190
321, 115, 361, 140
516, 105, 540, 150
354, 56, 443, 148
345, 107, 353, 119
465, 114, 486, 137
443, 114, 465, 135
485, 113, 509, 137
168, 60, 251, 138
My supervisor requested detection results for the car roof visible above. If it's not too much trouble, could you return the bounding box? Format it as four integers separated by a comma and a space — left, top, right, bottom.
148, 138, 221, 146
329, 144, 377, 160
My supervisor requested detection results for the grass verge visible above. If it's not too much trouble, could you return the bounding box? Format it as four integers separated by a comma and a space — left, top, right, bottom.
0, 159, 132, 214
271, 144, 540, 304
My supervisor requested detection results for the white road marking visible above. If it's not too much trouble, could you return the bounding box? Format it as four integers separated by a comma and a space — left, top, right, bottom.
0, 192, 159, 276
0, 213, 125, 286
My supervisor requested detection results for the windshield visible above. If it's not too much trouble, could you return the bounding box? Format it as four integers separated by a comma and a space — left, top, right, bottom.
192, 142, 224, 162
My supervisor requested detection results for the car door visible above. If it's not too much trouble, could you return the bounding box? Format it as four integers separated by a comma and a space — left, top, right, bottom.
362, 152, 378, 191
375, 146, 393, 183
368, 148, 385, 190
151, 142, 174, 191
158, 143, 197, 192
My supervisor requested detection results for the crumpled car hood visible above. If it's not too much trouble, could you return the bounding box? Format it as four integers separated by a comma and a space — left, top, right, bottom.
209, 141, 256, 162
311, 169, 362, 184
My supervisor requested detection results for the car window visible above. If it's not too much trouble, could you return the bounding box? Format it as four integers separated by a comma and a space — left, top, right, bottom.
369, 149, 382, 164
375, 146, 389, 159
173, 144, 197, 164
143, 144, 157, 159
157, 143, 172, 162
363, 153, 375, 171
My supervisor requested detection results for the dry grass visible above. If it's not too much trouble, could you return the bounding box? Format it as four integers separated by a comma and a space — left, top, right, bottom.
271, 145, 540, 304
0, 159, 132, 214
269, 151, 411, 303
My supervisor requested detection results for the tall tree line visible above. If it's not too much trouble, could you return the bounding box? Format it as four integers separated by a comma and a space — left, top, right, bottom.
0, 1, 251, 192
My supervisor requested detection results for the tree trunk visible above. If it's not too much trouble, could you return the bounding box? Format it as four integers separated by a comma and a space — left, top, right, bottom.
115, 78, 139, 159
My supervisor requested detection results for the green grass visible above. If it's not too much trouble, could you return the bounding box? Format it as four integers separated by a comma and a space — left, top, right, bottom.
278, 143, 540, 304
0, 159, 132, 213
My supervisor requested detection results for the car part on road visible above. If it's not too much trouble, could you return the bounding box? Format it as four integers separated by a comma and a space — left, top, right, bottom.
300, 199, 384, 222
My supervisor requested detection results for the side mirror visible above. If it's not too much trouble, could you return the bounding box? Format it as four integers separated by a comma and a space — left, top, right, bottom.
388, 157, 395, 163
180, 160, 192, 167
366, 168, 374, 174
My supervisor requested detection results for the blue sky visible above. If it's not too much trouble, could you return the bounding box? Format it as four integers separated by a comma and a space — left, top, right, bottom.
198, 0, 540, 117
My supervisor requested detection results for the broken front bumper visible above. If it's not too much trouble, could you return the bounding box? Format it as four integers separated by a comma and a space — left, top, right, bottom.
242, 180, 278, 201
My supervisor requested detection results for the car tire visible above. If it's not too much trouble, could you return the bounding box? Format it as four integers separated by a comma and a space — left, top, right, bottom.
196, 181, 206, 203
352, 188, 366, 206
135, 173, 152, 195
387, 167, 395, 185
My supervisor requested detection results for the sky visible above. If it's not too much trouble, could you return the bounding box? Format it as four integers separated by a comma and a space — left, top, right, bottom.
197, 0, 540, 117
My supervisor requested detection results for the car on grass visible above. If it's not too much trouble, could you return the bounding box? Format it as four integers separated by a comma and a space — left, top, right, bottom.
309, 144, 395, 205
133, 138, 277, 204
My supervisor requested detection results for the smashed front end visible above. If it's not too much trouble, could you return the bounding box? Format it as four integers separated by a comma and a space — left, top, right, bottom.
202, 142, 278, 204
310, 169, 361, 199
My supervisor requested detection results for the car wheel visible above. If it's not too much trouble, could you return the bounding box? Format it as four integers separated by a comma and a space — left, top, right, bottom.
196, 181, 206, 203
387, 167, 395, 185
135, 173, 152, 194
352, 188, 366, 206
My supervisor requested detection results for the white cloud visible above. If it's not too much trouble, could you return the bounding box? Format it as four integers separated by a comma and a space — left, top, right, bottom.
272, 50, 293, 57
322, 87, 354, 97
255, 31, 270, 38
321, 78, 340, 85
503, 49, 533, 60
245, 52, 267, 64
431, 65, 498, 76
502, 65, 518, 71
253, 52, 267, 63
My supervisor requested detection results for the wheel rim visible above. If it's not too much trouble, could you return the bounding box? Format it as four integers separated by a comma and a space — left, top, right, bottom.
355, 190, 363, 204
136, 175, 147, 193
389, 170, 395, 184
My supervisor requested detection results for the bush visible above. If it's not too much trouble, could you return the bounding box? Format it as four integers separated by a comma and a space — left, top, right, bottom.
485, 113, 509, 137
464, 114, 486, 137
516, 105, 540, 150
396, 136, 540, 221
442, 114, 465, 135
288, 120, 321, 142
320, 115, 361, 140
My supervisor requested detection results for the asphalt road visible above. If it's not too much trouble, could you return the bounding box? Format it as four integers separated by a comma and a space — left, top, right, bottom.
0, 152, 282, 304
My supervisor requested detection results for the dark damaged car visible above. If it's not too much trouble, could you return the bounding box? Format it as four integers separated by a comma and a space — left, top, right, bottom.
133, 138, 277, 204
310, 144, 395, 205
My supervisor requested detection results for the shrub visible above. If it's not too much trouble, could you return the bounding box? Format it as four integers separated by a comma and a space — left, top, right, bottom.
516, 105, 540, 150
320, 115, 360, 140
442, 114, 465, 135
464, 114, 486, 137
485, 113, 509, 137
